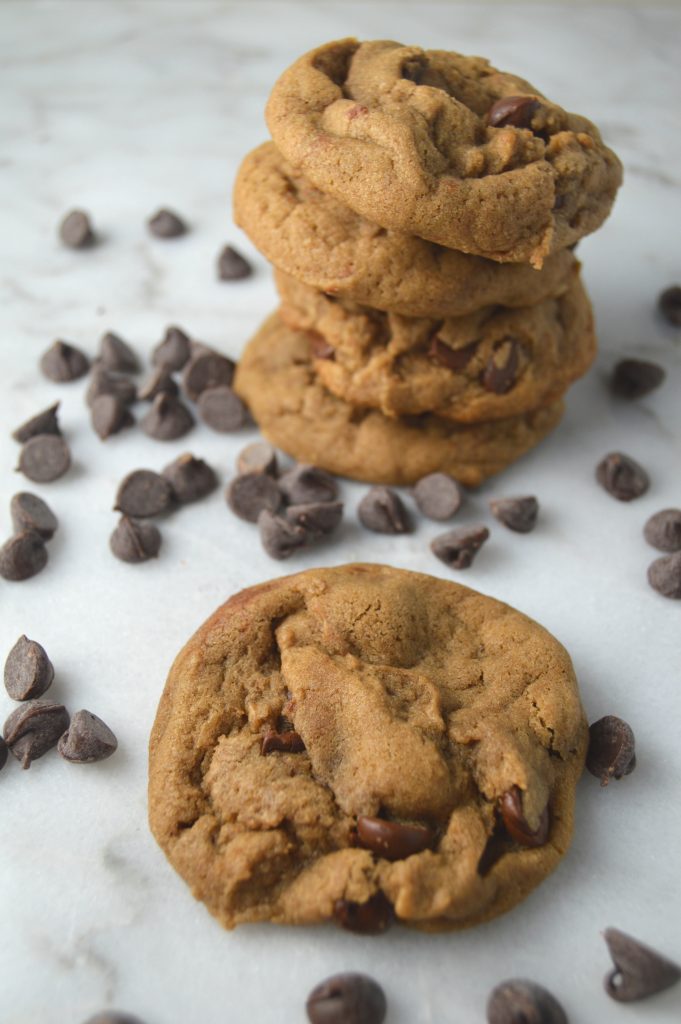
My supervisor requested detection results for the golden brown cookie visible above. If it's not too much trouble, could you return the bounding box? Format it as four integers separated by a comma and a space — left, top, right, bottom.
233, 312, 564, 486
266, 39, 622, 267
149, 564, 588, 932
276, 263, 595, 423
234, 142, 577, 318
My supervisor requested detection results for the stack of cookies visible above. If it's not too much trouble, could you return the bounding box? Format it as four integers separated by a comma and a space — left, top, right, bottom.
233, 39, 622, 486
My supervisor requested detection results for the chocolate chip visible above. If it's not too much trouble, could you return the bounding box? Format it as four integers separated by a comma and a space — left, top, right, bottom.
40, 340, 89, 382
110, 516, 161, 563
586, 716, 636, 786
91, 394, 135, 440
237, 441, 278, 477
356, 816, 435, 861
114, 469, 175, 518
487, 979, 567, 1024
17, 434, 71, 483
428, 336, 479, 372
82, 1013, 146, 1024
58, 710, 118, 763
227, 473, 281, 523
217, 244, 252, 280
278, 464, 338, 505
611, 359, 665, 399
414, 473, 462, 521
489, 496, 539, 533
197, 385, 248, 431
286, 501, 343, 538
0, 532, 48, 580
481, 339, 520, 394
488, 95, 540, 128
358, 487, 411, 534
86, 366, 137, 407
431, 525, 489, 569
308, 331, 335, 360
3, 700, 69, 768
182, 352, 236, 401
604, 928, 681, 1002
152, 326, 192, 371
4, 636, 54, 701
258, 510, 308, 559
137, 366, 179, 402
658, 285, 681, 326
59, 209, 94, 248
141, 393, 194, 440
306, 973, 387, 1024
499, 787, 550, 848
0, 737, 6, 772
162, 454, 217, 504
99, 333, 138, 375
10, 492, 58, 540
333, 893, 393, 935
644, 509, 681, 552
596, 452, 649, 501
261, 729, 305, 754
12, 403, 61, 443
147, 208, 186, 238
647, 552, 681, 599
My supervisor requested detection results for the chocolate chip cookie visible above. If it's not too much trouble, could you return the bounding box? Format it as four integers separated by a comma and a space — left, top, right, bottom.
148, 564, 588, 931
266, 39, 622, 267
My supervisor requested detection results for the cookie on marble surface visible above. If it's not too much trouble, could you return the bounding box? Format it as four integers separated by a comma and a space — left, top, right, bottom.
233, 142, 577, 318
232, 312, 563, 487
148, 563, 588, 932
266, 39, 622, 267
276, 263, 595, 423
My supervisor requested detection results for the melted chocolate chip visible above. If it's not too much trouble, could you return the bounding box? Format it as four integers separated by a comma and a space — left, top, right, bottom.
308, 331, 335, 360
261, 730, 305, 754
499, 787, 550, 848
481, 339, 520, 394
333, 892, 393, 935
586, 716, 636, 786
488, 95, 540, 129
356, 816, 435, 861
428, 336, 478, 371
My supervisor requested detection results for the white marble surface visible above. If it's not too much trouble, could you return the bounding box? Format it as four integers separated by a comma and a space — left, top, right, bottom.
1, 2, 680, 1022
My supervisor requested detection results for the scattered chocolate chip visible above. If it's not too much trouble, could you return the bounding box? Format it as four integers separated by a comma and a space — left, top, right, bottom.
99, 332, 139, 374
110, 516, 161, 563
237, 441, 278, 477
261, 729, 305, 754
83, 1013, 146, 1024
604, 928, 681, 1002
217, 244, 252, 280
91, 394, 135, 440
278, 464, 338, 505
488, 94, 540, 128
0, 531, 48, 580
40, 340, 89, 382
0, 737, 6, 772
17, 434, 71, 483
4, 636, 54, 701
596, 452, 649, 501
658, 285, 681, 327
647, 552, 681, 599
114, 469, 175, 518
644, 509, 681, 552
12, 402, 61, 443
306, 973, 387, 1024
258, 510, 308, 560
227, 473, 281, 523
413, 472, 462, 521
137, 366, 179, 401
147, 208, 186, 238
481, 339, 520, 394
431, 525, 489, 569
58, 710, 118, 763
308, 331, 335, 360
499, 787, 549, 848
611, 359, 665, 399
487, 979, 567, 1024
286, 501, 343, 539
182, 352, 236, 401
428, 336, 478, 371
358, 487, 411, 534
141, 392, 194, 440
86, 366, 137, 407
152, 326, 191, 371
586, 716, 636, 786
197, 385, 248, 432
489, 496, 539, 533
333, 893, 393, 935
59, 209, 94, 248
162, 454, 216, 504
356, 816, 435, 861
3, 700, 69, 768
10, 492, 58, 540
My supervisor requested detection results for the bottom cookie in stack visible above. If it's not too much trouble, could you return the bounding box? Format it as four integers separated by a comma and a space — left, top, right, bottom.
233, 312, 564, 487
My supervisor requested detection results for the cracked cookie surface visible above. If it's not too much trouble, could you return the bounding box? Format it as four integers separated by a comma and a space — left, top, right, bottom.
149, 564, 587, 931
266, 39, 622, 266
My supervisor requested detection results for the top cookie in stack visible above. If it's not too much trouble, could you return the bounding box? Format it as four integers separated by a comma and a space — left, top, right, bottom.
233, 38, 622, 486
